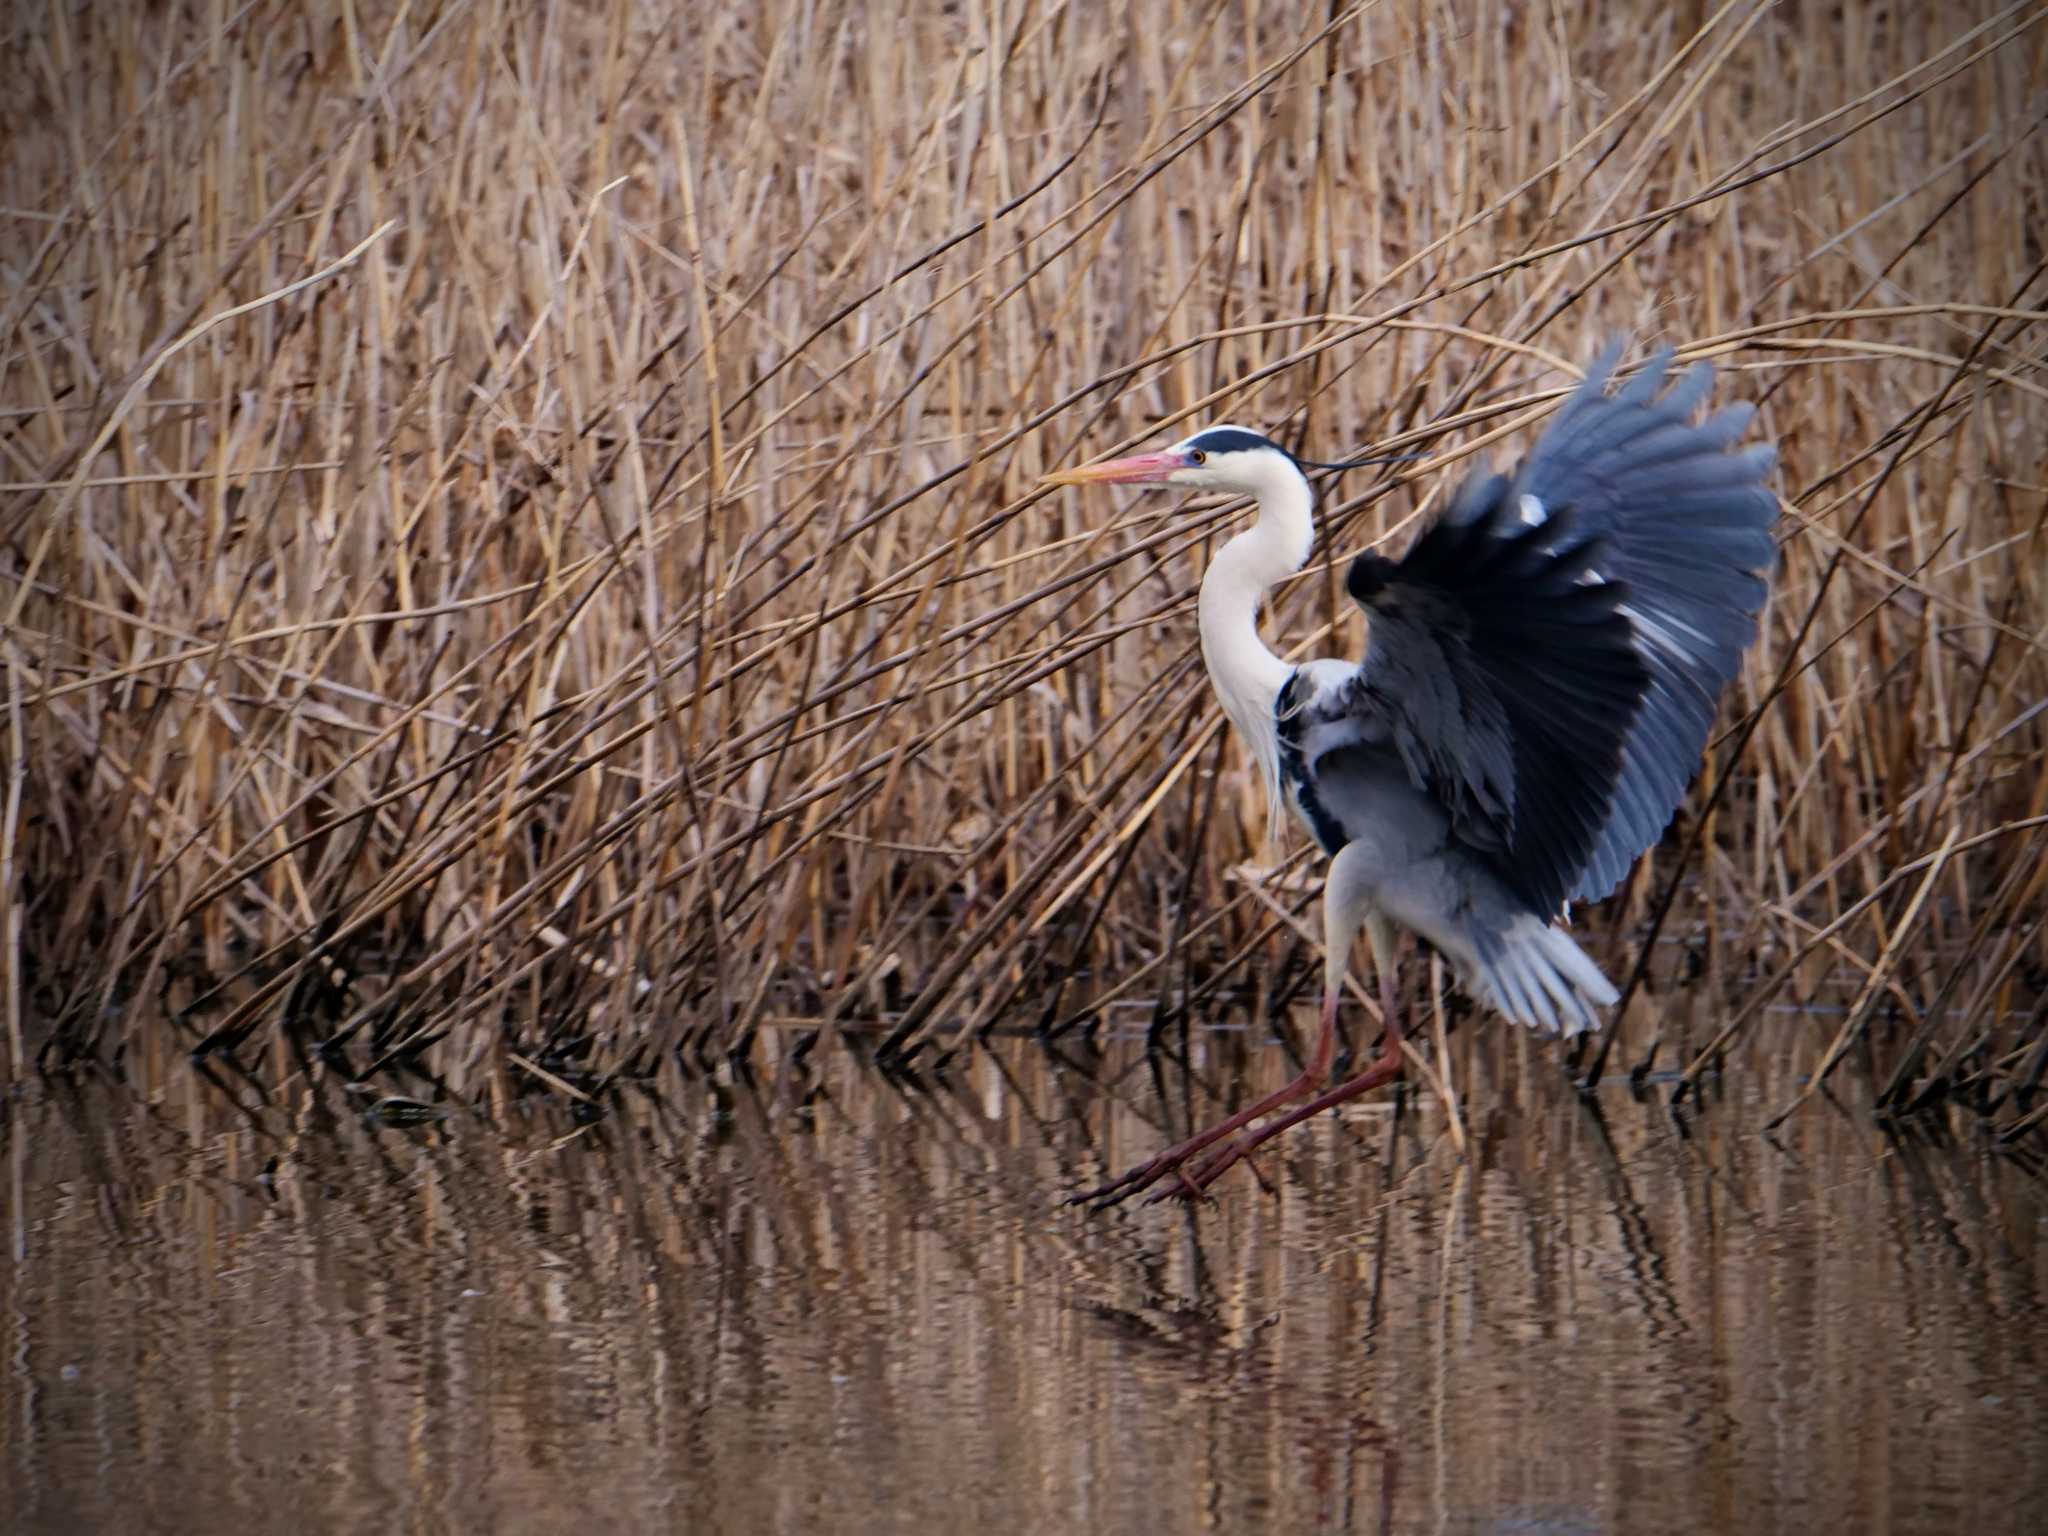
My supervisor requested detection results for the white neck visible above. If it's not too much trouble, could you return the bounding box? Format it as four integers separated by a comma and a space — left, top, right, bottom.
1197, 460, 1313, 834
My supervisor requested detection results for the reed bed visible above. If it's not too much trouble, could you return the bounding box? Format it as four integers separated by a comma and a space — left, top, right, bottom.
3, 0, 2043, 1133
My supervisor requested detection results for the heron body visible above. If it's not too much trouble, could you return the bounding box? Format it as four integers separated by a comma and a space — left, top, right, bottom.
1043, 346, 1778, 1203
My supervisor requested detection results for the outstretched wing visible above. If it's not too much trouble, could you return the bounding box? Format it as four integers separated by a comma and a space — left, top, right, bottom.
1492, 344, 1780, 901
1333, 495, 1651, 918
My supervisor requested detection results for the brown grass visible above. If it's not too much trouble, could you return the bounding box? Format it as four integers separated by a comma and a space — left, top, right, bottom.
3, 0, 2044, 1132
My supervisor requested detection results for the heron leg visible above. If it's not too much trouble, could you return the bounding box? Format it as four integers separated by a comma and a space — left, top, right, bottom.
1166, 918, 1407, 1200
1069, 844, 1373, 1209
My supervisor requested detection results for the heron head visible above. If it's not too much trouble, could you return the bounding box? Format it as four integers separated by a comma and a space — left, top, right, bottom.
1040, 425, 1301, 496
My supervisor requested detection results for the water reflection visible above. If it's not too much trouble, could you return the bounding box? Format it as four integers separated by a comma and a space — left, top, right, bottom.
5, 1036, 2045, 1534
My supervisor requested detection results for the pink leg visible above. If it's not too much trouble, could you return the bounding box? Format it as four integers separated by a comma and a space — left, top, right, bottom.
1069, 989, 1343, 1208
1155, 951, 1407, 1202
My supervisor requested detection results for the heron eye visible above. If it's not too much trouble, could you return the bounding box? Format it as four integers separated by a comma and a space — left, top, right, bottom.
1190, 449, 1206, 465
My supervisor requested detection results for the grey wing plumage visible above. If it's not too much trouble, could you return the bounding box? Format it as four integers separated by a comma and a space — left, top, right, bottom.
1490, 343, 1780, 901
1334, 494, 1651, 919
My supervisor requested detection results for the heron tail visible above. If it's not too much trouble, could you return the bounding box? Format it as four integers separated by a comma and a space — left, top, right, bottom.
1470, 913, 1617, 1037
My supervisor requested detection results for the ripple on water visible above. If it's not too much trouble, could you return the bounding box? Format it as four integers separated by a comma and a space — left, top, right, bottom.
3, 1044, 2045, 1535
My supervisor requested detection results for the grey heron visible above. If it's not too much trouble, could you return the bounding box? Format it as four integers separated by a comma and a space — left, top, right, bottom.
1042, 345, 1778, 1204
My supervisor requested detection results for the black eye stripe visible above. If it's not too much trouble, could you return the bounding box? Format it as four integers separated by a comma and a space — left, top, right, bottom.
1185, 427, 1280, 457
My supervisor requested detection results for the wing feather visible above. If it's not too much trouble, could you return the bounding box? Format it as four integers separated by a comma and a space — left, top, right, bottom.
1298, 344, 1775, 916
1334, 501, 1649, 917
1512, 345, 1780, 901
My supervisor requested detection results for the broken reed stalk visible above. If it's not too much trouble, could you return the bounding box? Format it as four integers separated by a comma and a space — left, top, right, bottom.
2, 0, 2042, 1134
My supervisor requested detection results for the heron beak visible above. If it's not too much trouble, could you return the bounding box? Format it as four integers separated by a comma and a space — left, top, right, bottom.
1039, 448, 1189, 488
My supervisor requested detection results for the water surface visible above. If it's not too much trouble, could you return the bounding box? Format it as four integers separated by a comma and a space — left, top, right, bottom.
5, 1035, 2045, 1533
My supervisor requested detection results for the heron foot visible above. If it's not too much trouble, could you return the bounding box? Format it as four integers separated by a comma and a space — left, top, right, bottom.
1066, 1067, 1325, 1209
1159, 1048, 1408, 1200
1066, 1138, 1233, 1208
1070, 988, 1385, 1208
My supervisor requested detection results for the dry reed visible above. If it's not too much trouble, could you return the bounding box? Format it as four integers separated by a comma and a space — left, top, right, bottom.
2, 0, 2043, 1134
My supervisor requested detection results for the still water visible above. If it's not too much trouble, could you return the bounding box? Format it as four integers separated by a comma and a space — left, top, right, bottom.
5, 1032, 2045, 1534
